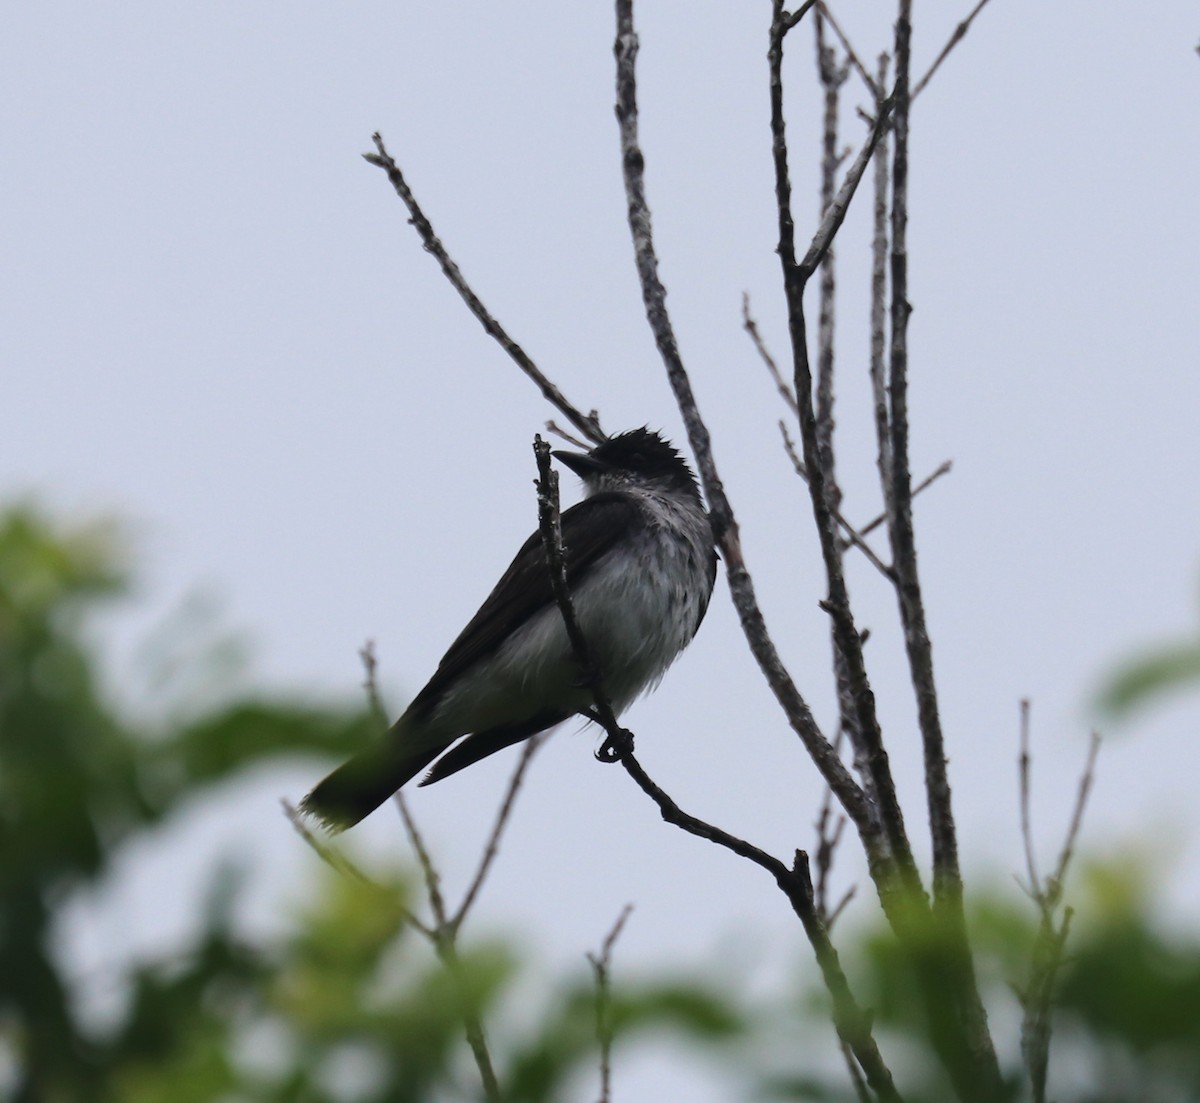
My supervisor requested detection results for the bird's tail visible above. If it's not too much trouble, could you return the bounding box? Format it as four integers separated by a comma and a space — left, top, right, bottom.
299, 718, 442, 832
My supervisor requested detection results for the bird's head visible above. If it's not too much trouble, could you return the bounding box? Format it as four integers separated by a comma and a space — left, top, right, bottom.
553, 428, 703, 503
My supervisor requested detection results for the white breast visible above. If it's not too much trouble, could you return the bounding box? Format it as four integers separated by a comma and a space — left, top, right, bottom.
428, 488, 714, 737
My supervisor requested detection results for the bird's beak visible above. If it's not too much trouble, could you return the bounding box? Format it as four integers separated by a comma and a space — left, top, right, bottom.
552, 448, 608, 478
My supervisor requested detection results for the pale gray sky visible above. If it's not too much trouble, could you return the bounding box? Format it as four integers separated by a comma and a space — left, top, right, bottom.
5, 1, 1199, 1097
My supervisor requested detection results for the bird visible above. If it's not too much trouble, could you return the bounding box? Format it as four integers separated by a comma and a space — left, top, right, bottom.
300, 428, 717, 831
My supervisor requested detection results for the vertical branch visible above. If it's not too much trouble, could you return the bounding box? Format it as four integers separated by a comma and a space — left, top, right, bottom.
814, 12, 848, 510
869, 53, 893, 494
613, 0, 886, 864
1017, 711, 1101, 1103
812, 14, 873, 816
588, 905, 634, 1103
394, 794, 502, 1102
888, 0, 955, 894
884, 4, 1002, 1096
769, 0, 916, 894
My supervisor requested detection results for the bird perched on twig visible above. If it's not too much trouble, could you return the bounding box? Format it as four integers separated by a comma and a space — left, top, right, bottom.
300, 428, 716, 831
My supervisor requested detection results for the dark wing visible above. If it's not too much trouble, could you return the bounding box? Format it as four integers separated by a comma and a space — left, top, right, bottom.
417, 707, 571, 786
407, 493, 643, 718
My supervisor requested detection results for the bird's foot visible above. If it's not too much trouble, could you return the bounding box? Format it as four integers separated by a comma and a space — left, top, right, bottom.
595, 726, 635, 763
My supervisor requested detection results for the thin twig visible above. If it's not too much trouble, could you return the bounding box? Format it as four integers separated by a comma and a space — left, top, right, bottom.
746, 293, 946, 577
359, 640, 390, 730
796, 95, 895, 283
813, 770, 849, 924
588, 904, 635, 1103
1018, 699, 1041, 895
452, 731, 547, 931
533, 436, 622, 739
620, 751, 903, 1102
814, 1, 881, 95
857, 460, 952, 540
779, 422, 895, 580
394, 785, 504, 1100
743, 293, 799, 417
912, 0, 996, 99
888, 0, 968, 932
434, 932, 503, 1102
395, 792, 449, 923
1016, 712, 1101, 1103
364, 133, 605, 446
827, 885, 857, 929
544, 419, 594, 450
283, 799, 435, 937
1047, 732, 1101, 903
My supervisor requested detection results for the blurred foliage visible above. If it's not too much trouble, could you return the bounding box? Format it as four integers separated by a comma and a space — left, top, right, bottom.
3, 504, 1199, 1103
0, 507, 744, 1103
800, 863, 1200, 1103
1098, 577, 1200, 717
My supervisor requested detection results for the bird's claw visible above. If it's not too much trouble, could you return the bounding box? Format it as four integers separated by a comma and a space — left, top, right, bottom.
595, 727, 635, 763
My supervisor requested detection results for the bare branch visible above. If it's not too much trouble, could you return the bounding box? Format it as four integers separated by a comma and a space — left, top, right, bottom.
782, 0, 820, 34
394, 792, 448, 924
889, 0, 944, 895
796, 97, 895, 283
619, 750, 904, 1103
283, 800, 436, 945
533, 436, 623, 741
778, 422, 895, 580
813, 746, 850, 924
1047, 732, 1101, 903
1018, 699, 1041, 895
364, 133, 604, 446
912, 0, 997, 99
881, 7, 1002, 1095
359, 640, 390, 731
770, 0, 914, 891
814, 12, 849, 518
857, 460, 952, 540
1017, 711, 1102, 1103
743, 293, 799, 417
452, 731, 547, 931
588, 904, 634, 1103
544, 419, 594, 450
614, 0, 885, 863
869, 52, 894, 499
815, 2, 881, 95
393, 789, 501, 1100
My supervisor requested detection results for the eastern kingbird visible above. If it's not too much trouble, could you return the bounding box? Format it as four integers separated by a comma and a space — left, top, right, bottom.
300, 428, 716, 830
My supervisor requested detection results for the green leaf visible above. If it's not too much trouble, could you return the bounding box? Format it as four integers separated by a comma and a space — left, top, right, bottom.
1098, 642, 1200, 718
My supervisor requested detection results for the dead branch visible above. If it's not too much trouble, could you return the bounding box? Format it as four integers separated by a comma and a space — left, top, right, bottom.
1017, 704, 1102, 1103
613, 0, 887, 865
912, 0, 997, 99
364, 134, 604, 446
588, 905, 634, 1103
